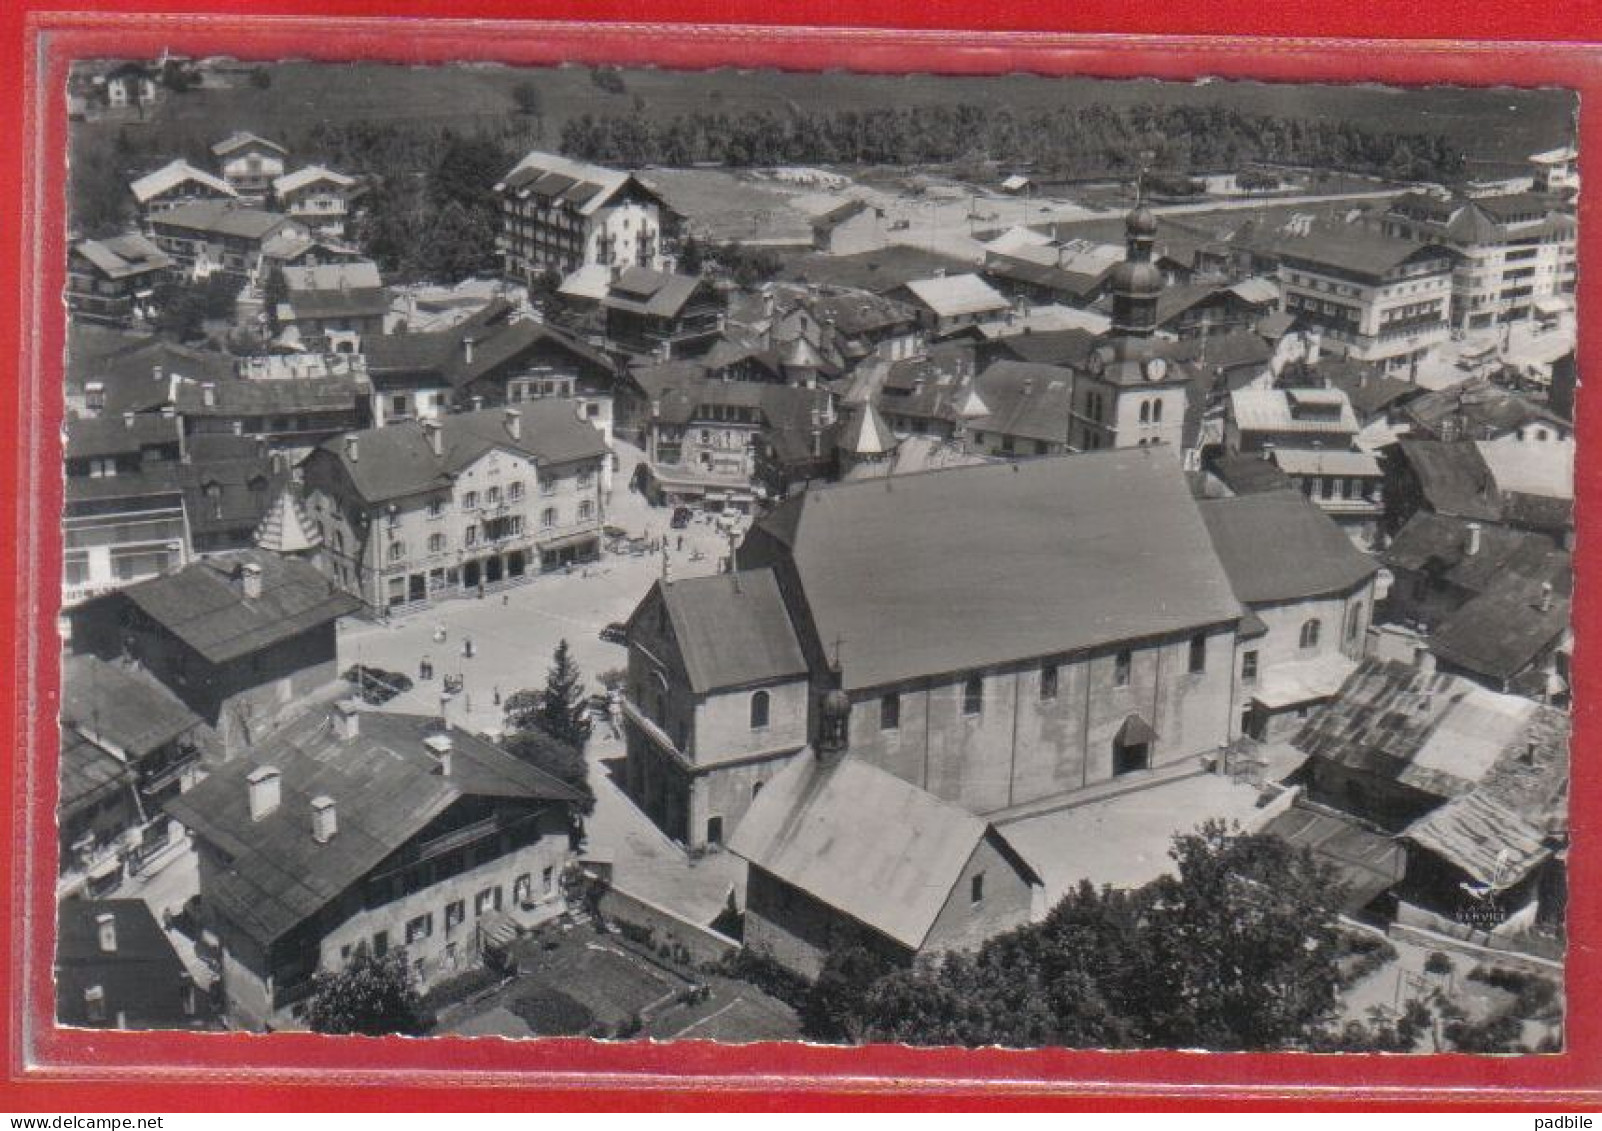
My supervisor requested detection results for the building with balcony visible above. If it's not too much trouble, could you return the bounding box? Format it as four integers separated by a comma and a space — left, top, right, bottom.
146, 202, 309, 285
62, 414, 190, 608
362, 298, 617, 436
1275, 229, 1456, 373
1381, 191, 1577, 330
58, 654, 217, 893
1266, 447, 1385, 544
129, 159, 237, 218
601, 267, 725, 361
1528, 146, 1579, 196
274, 260, 387, 353
66, 234, 172, 327
210, 132, 288, 205
271, 165, 357, 237
493, 150, 672, 285
299, 403, 608, 613
164, 704, 583, 1029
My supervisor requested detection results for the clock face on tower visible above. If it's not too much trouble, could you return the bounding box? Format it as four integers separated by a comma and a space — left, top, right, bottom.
1086, 350, 1105, 376
1144, 357, 1168, 382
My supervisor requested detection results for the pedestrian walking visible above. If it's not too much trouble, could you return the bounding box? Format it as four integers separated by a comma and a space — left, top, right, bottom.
677, 534, 684, 552
462, 636, 475, 659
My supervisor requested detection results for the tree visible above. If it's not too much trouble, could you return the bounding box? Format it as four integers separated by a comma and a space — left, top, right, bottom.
501, 728, 594, 816
801, 945, 897, 1042
304, 946, 433, 1036
841, 821, 1352, 1051
512, 79, 543, 118
261, 264, 289, 336
678, 234, 706, 276
506, 639, 594, 752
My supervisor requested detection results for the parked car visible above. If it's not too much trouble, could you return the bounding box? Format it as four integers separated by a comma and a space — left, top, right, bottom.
599, 622, 629, 645
342, 664, 414, 705
671, 506, 694, 530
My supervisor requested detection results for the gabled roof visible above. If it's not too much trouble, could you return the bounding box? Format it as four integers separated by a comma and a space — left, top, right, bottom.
1230, 386, 1358, 435
272, 164, 355, 198
728, 753, 1038, 951
211, 131, 287, 159
174, 374, 367, 418
744, 447, 1242, 692
130, 160, 236, 205
116, 549, 360, 665
837, 400, 898, 457
62, 654, 206, 760
812, 199, 876, 232
1475, 438, 1573, 501
165, 709, 581, 947
643, 570, 808, 695
74, 233, 172, 280
1403, 378, 1569, 441
364, 298, 612, 390
65, 413, 181, 460
1268, 448, 1381, 478
311, 403, 608, 505
60, 728, 134, 817
1209, 452, 1295, 496
1199, 490, 1377, 605
279, 260, 386, 322
1428, 585, 1570, 683
1394, 440, 1503, 522
601, 267, 710, 320
899, 274, 1010, 319
1381, 511, 1568, 598
1292, 658, 1566, 814
990, 328, 1099, 367
967, 360, 1075, 445
1275, 227, 1454, 279
146, 201, 295, 241
495, 150, 662, 216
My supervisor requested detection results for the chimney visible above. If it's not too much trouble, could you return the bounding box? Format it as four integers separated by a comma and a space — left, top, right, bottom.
332, 698, 362, 740
343, 435, 359, 463
152, 364, 164, 384
462, 335, 476, 366
122, 412, 135, 430
202, 382, 217, 408
239, 561, 263, 599
96, 912, 117, 954
650, 398, 661, 420
1466, 522, 1482, 556
247, 765, 281, 822
311, 795, 338, 843
505, 407, 522, 441
424, 733, 453, 776
422, 418, 442, 457
1540, 582, 1554, 612
1413, 645, 1436, 674
471, 395, 484, 412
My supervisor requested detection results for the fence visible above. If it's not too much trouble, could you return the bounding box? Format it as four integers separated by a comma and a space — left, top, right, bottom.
595, 883, 739, 967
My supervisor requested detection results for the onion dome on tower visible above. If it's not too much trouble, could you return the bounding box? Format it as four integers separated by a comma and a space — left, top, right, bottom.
1108, 203, 1164, 339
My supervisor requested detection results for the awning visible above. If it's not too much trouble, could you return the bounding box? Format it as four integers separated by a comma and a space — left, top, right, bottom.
1115, 713, 1157, 748
1535, 296, 1572, 318
539, 530, 598, 554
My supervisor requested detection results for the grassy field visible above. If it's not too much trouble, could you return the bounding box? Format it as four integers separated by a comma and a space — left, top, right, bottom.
73, 61, 1576, 172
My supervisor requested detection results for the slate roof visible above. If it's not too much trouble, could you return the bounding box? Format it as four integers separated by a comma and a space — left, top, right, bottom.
174, 374, 367, 417
1394, 440, 1503, 521
1320, 366, 1420, 421
165, 709, 581, 947
1292, 658, 1566, 815
728, 753, 1038, 951
56, 899, 207, 1028
1269, 448, 1382, 478
364, 298, 611, 389
988, 328, 1100, 367
1210, 453, 1294, 496
118, 549, 360, 665
74, 234, 171, 280
311, 403, 608, 505
1230, 387, 1359, 435
646, 570, 808, 695
899, 274, 1010, 319
1401, 792, 1550, 888
601, 267, 710, 320
744, 447, 1243, 692
1403, 378, 1569, 441
147, 202, 295, 242
983, 253, 1107, 300
967, 360, 1076, 445
1381, 512, 1568, 597
130, 160, 236, 205
781, 246, 978, 294
65, 414, 181, 460
812, 199, 874, 232
1475, 438, 1573, 501
1261, 805, 1406, 912
1428, 587, 1570, 683
495, 150, 659, 216
61, 654, 205, 759
60, 728, 134, 817
1199, 490, 1378, 605
1275, 228, 1453, 279
179, 445, 284, 540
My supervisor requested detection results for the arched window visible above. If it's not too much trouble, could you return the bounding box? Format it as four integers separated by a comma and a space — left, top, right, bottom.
1346, 603, 1364, 644
749, 689, 770, 730
962, 676, 984, 717
1139, 401, 1151, 424
1152, 398, 1163, 423
1300, 618, 1322, 650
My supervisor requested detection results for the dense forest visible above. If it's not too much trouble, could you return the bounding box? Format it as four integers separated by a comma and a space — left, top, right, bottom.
559, 102, 1468, 183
